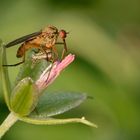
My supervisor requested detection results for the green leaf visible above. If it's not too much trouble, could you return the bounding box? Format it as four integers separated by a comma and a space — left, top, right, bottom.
10, 77, 38, 116
15, 52, 49, 86
30, 92, 87, 117
20, 116, 97, 128
0, 40, 11, 109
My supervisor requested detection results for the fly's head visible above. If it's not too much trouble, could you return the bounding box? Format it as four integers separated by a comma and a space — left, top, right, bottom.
58, 29, 69, 39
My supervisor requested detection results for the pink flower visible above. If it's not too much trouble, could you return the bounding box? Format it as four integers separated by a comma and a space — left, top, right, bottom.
35, 54, 75, 91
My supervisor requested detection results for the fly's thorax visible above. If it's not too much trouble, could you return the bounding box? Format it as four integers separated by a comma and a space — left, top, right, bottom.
42, 27, 59, 48
42, 25, 58, 34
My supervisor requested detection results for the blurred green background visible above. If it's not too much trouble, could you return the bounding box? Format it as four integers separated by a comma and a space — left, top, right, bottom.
0, 0, 140, 140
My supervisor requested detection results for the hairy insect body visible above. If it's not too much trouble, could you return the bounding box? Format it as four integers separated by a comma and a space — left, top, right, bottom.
3, 25, 68, 66
16, 26, 59, 58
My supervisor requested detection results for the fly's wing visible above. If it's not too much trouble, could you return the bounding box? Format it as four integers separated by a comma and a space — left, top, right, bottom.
5, 30, 42, 48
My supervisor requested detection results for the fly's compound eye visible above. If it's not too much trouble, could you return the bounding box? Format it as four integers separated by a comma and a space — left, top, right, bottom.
59, 30, 68, 39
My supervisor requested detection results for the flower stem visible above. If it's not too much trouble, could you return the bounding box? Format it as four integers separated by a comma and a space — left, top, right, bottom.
0, 112, 18, 139
20, 116, 98, 128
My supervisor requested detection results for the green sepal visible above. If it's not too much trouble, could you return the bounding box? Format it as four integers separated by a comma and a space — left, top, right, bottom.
30, 92, 87, 117
10, 77, 38, 116
15, 52, 49, 86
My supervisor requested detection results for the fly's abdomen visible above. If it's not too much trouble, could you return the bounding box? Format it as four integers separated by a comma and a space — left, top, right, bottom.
16, 42, 32, 58
16, 45, 25, 58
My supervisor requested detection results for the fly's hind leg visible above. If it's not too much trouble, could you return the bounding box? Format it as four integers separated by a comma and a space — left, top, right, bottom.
3, 47, 26, 67
3, 55, 25, 67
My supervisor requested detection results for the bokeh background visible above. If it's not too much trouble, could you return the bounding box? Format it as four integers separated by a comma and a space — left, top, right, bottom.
0, 0, 140, 140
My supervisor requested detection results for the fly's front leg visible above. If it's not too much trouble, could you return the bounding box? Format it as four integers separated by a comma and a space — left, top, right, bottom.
61, 38, 68, 59
55, 38, 68, 60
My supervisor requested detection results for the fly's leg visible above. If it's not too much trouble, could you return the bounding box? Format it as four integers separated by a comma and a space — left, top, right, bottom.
61, 38, 68, 59
3, 47, 26, 67
45, 59, 55, 84
52, 46, 59, 61
55, 38, 68, 60
39, 46, 50, 62
39, 46, 54, 83
2, 58, 25, 66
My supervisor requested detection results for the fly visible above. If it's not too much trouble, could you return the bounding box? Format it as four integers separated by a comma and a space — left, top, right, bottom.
3, 25, 68, 66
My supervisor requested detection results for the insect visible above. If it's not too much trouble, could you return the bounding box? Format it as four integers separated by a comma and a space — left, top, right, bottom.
3, 25, 68, 66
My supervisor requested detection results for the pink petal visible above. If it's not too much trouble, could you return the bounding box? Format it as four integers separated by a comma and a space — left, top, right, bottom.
36, 54, 75, 91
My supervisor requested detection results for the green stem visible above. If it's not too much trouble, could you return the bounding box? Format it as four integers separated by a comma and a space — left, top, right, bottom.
0, 41, 11, 109
0, 112, 18, 139
20, 116, 98, 128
